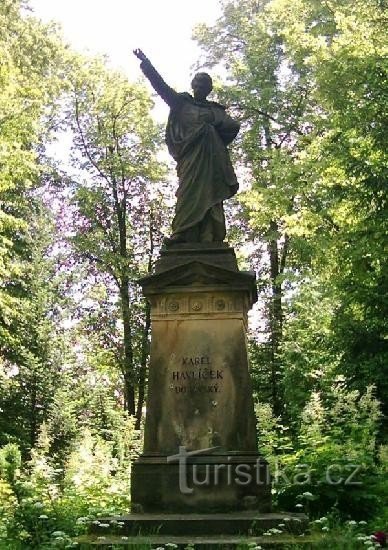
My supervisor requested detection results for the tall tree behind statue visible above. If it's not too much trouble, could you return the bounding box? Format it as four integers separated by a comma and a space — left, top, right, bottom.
68, 57, 167, 418
194, 0, 388, 422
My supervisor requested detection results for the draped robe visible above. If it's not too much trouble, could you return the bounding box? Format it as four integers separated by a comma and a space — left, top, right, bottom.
140, 59, 240, 240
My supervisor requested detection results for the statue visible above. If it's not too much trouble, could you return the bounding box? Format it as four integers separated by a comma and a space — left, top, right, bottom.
133, 49, 240, 244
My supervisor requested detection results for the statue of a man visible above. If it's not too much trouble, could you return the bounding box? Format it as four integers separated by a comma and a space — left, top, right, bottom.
133, 49, 240, 244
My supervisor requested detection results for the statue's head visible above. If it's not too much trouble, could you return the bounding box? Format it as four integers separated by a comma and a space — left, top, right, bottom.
191, 72, 213, 101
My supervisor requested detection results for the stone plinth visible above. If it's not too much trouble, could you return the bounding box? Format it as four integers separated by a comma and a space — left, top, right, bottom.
131, 245, 271, 513
88, 511, 307, 537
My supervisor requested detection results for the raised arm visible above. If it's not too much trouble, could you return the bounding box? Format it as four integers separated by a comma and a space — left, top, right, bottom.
133, 49, 180, 108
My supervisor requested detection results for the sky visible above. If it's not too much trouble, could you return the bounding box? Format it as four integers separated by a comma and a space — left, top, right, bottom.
29, 0, 221, 94
27, 0, 223, 160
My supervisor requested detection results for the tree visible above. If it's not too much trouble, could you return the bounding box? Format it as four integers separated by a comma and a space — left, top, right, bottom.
0, 204, 74, 454
194, 0, 387, 426
0, 1, 75, 454
67, 58, 168, 417
194, 0, 318, 414
0, 0, 69, 358
268, 0, 388, 422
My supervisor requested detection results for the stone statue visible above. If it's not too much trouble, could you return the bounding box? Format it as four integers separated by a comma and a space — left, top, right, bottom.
133, 49, 240, 244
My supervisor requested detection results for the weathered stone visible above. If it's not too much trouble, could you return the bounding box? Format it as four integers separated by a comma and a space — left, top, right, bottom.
155, 242, 239, 273
79, 532, 316, 548
131, 454, 271, 513
131, 251, 271, 513
142, 293, 257, 453
89, 511, 308, 536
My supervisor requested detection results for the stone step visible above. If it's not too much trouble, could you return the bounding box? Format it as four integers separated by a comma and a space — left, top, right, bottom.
88, 512, 307, 537
77, 533, 316, 548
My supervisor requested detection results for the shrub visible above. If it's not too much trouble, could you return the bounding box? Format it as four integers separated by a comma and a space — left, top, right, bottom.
256, 385, 383, 519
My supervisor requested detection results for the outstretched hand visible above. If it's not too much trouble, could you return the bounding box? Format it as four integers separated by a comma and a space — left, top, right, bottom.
133, 48, 148, 62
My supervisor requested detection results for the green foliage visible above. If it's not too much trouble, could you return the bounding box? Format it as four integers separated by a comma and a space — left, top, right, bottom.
0, 443, 21, 485
0, 424, 135, 549
196, 0, 388, 477
256, 384, 383, 519
268, 0, 388, 418
0, 0, 69, 345
63, 55, 170, 416
0, 207, 74, 455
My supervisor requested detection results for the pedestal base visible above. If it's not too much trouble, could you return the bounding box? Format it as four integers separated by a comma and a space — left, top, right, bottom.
131, 453, 271, 513
88, 511, 308, 537
83, 511, 309, 547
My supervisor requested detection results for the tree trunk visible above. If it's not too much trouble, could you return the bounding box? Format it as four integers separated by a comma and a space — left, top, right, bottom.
262, 123, 283, 416
135, 208, 155, 429
268, 220, 283, 416
120, 279, 136, 415
113, 184, 136, 416
135, 300, 150, 429
29, 377, 37, 451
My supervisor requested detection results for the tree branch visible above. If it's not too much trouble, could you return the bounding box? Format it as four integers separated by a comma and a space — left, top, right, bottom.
279, 234, 289, 275
74, 94, 112, 186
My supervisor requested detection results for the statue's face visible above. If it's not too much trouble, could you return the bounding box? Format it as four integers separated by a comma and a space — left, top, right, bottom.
192, 74, 212, 101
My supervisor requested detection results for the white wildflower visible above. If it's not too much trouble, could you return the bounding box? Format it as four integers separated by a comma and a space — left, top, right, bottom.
52, 531, 66, 538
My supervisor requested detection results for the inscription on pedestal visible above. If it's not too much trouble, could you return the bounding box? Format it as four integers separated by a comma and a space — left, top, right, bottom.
170, 355, 224, 394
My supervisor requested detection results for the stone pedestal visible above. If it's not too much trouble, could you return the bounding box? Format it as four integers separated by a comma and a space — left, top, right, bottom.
131, 244, 271, 513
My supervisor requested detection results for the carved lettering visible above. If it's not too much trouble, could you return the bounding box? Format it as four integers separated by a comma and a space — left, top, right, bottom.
182, 356, 211, 366
170, 355, 222, 394
174, 386, 187, 393
171, 369, 223, 381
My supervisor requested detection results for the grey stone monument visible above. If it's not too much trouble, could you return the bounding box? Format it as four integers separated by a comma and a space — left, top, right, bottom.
85, 52, 307, 545
130, 50, 271, 514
